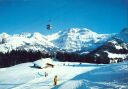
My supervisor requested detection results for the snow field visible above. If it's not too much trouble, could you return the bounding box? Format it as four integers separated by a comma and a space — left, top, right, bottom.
0, 58, 98, 89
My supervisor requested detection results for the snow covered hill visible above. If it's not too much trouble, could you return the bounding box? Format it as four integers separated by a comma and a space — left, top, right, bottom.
47, 28, 112, 52
0, 58, 127, 89
0, 32, 55, 53
53, 61, 128, 89
83, 37, 128, 64
82, 28, 128, 64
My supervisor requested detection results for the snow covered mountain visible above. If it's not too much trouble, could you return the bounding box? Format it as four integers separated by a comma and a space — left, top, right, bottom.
84, 28, 128, 64
49, 28, 128, 64
0, 28, 113, 53
47, 28, 112, 52
0, 32, 55, 53
0, 27, 128, 65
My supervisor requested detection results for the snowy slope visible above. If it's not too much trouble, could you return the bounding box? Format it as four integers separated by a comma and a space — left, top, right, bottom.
0, 32, 54, 53
55, 61, 128, 89
0, 58, 98, 89
0, 58, 127, 89
47, 28, 112, 52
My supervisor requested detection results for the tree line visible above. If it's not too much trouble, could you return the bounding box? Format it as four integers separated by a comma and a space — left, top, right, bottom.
0, 50, 51, 68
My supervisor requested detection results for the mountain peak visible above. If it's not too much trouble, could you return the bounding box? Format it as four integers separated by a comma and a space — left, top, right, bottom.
50, 27, 111, 52
82, 28, 92, 32
118, 28, 128, 42
33, 32, 45, 39
68, 28, 80, 33
67, 28, 93, 33
121, 28, 128, 35
0, 32, 10, 38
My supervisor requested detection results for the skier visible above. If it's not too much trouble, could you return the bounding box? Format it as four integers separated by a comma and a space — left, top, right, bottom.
45, 72, 48, 77
79, 62, 82, 65
54, 75, 58, 86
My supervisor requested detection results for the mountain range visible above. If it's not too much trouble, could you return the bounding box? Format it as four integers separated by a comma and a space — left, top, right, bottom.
0, 28, 128, 65
0, 28, 113, 53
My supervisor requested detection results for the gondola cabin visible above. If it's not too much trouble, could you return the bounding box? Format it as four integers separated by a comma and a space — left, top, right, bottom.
47, 24, 52, 30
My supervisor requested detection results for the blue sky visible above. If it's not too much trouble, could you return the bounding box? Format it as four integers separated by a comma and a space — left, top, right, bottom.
0, 0, 127, 35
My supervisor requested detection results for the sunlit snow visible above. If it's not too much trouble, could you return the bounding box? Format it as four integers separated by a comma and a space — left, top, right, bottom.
0, 58, 127, 89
